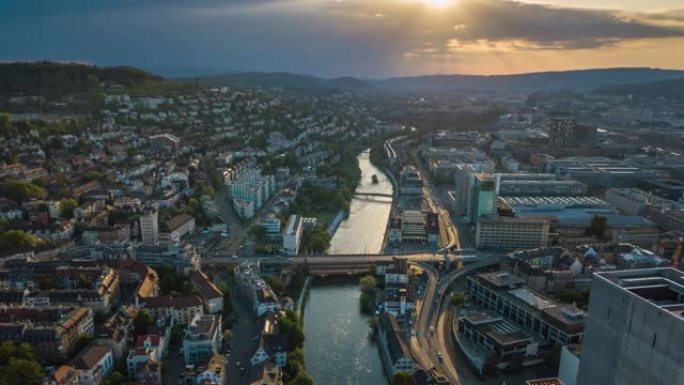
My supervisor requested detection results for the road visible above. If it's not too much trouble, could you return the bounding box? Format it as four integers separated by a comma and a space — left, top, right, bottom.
410, 258, 500, 385
213, 186, 247, 256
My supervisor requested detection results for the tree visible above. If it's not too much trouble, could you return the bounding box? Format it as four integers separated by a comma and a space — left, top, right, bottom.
0, 342, 42, 385
392, 372, 412, 385
59, 198, 79, 218
0, 231, 45, 250
134, 310, 154, 336
290, 370, 314, 385
359, 275, 377, 294
586, 215, 608, 239
450, 292, 466, 307
102, 371, 127, 385
0, 112, 15, 137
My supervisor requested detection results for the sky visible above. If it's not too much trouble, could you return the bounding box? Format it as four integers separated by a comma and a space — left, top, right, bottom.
2, 0, 684, 78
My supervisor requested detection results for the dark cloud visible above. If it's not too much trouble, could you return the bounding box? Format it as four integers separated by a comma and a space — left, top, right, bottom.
448, 0, 684, 49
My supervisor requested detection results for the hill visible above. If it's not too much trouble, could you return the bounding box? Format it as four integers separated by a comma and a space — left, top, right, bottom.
594, 77, 684, 100
176, 72, 372, 92
0, 61, 164, 97
375, 68, 684, 92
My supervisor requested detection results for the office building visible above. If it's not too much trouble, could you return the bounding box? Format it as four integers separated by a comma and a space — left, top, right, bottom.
576, 268, 684, 385
496, 173, 587, 197
467, 173, 496, 224
139, 206, 159, 245
604, 188, 677, 216
466, 272, 586, 346
476, 216, 550, 250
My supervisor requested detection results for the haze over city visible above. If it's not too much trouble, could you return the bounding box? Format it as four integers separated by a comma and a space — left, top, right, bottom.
3, 0, 684, 76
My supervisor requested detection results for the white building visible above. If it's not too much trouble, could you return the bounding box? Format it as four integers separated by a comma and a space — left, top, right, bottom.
283, 215, 303, 256
140, 206, 159, 245
71, 345, 114, 385
159, 214, 196, 246
183, 313, 222, 365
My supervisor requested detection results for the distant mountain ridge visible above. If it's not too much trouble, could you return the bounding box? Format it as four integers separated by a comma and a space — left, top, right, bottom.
376, 68, 684, 92
183, 67, 684, 93
595, 77, 684, 100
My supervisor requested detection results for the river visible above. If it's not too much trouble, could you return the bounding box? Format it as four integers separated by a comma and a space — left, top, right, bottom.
303, 150, 393, 385
326, 150, 393, 255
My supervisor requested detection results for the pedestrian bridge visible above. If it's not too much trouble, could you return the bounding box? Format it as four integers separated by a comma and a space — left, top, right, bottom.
354, 192, 394, 198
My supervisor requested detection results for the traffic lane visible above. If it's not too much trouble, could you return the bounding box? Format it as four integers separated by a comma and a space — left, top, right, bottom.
226, 294, 260, 385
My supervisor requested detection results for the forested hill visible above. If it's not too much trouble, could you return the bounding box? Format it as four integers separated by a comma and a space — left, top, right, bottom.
0, 61, 164, 97
595, 77, 684, 100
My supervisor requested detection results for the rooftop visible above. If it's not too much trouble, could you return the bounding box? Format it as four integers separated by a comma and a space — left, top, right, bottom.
596, 267, 684, 320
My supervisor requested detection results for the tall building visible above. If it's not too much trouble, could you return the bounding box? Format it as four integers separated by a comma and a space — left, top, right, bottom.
550, 117, 577, 147
576, 268, 684, 385
139, 206, 159, 245
467, 173, 496, 224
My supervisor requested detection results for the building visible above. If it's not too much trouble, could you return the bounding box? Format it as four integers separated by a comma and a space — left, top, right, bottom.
282, 215, 303, 256
70, 344, 114, 385
605, 188, 677, 216
140, 206, 159, 245
260, 216, 282, 242
496, 173, 587, 197
576, 268, 684, 385
190, 271, 224, 314
377, 313, 415, 378
457, 311, 539, 372
400, 166, 423, 196
135, 244, 200, 273
400, 211, 427, 244
476, 216, 550, 250
467, 173, 496, 224
194, 354, 226, 385
550, 117, 577, 147
648, 207, 684, 232
0, 306, 94, 362
138, 295, 203, 325
234, 263, 280, 316
466, 272, 586, 346
229, 168, 275, 219
159, 214, 196, 246
183, 313, 222, 365
149, 133, 181, 152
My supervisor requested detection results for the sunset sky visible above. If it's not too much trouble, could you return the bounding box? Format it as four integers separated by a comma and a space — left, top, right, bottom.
2, 0, 684, 77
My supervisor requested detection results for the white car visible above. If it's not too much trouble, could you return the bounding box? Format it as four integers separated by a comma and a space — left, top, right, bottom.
231, 255, 239, 260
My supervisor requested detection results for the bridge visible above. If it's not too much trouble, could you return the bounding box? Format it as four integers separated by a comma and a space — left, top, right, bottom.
203, 249, 484, 274
354, 192, 394, 198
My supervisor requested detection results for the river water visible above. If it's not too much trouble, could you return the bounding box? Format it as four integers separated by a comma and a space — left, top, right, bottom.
326, 150, 393, 255
303, 150, 393, 385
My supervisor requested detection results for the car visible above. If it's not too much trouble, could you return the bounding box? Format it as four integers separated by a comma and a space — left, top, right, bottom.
232, 255, 239, 260
287, 257, 294, 262
437, 352, 443, 361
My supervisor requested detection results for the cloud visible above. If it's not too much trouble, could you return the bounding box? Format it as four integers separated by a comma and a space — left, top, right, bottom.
1, 0, 684, 77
